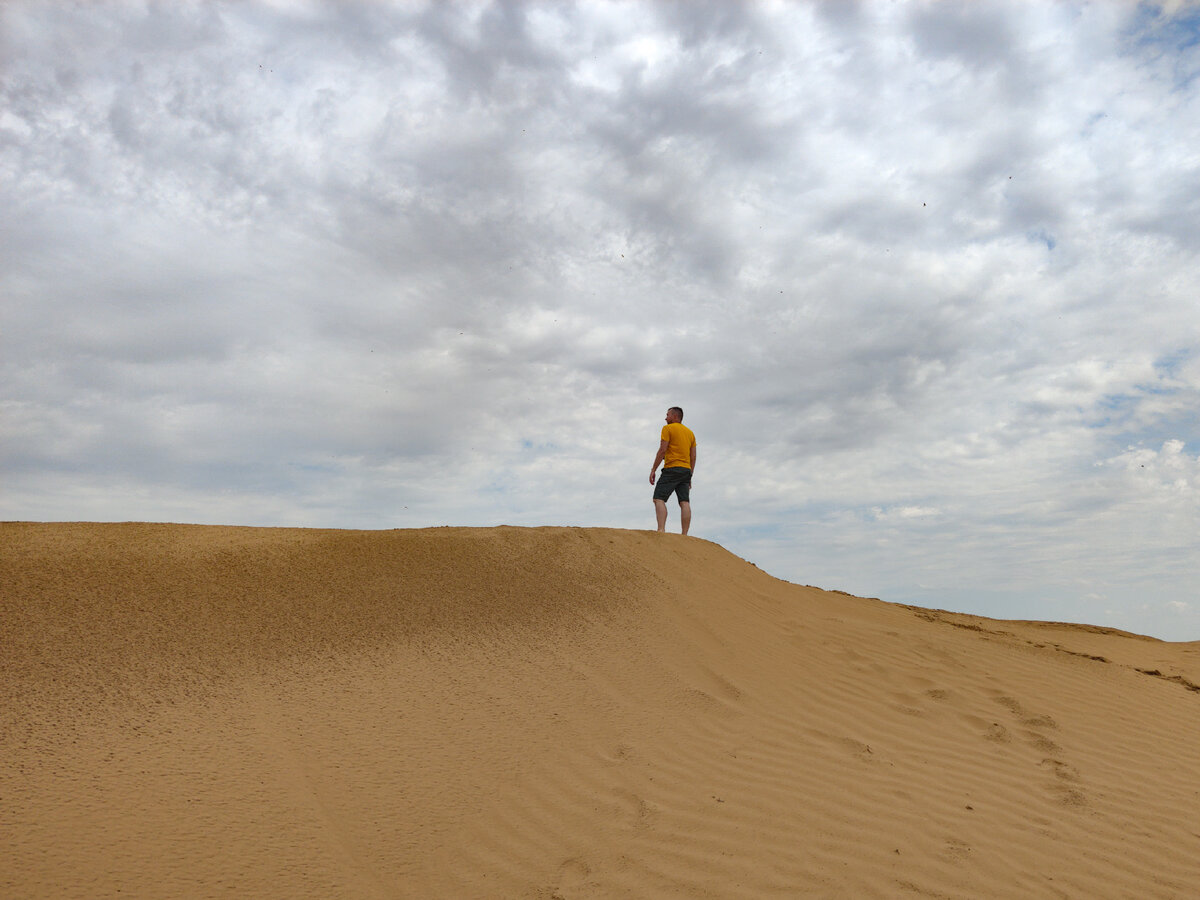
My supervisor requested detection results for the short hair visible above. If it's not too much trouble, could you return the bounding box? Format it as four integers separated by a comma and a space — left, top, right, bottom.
669, 406, 684, 420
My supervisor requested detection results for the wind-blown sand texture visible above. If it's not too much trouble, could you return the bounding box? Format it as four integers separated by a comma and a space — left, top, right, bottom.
3, 523, 1199, 898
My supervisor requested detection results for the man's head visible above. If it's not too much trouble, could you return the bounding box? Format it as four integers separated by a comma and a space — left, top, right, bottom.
666, 406, 684, 423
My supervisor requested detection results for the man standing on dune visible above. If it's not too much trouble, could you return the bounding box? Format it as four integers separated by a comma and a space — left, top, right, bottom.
649, 406, 697, 535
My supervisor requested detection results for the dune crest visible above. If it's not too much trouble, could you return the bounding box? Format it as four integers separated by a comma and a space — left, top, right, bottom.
4, 523, 1199, 898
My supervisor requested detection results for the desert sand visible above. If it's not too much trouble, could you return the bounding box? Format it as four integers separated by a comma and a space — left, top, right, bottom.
3, 522, 1199, 898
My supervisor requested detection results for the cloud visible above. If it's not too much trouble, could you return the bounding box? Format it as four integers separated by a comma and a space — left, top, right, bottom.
2, 0, 1199, 640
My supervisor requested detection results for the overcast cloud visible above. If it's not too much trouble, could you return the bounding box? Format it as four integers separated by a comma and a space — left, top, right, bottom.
4, 1, 1199, 640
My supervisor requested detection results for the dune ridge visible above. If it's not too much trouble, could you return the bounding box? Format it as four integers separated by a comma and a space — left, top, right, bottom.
3, 522, 1199, 898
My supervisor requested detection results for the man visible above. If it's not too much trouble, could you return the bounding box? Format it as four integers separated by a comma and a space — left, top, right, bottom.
649, 406, 696, 535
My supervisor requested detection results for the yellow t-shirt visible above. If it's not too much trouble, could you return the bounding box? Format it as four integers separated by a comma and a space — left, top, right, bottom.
660, 423, 696, 469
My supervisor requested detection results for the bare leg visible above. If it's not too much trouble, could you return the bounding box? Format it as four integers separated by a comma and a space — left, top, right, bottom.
679, 501, 691, 536
654, 499, 668, 532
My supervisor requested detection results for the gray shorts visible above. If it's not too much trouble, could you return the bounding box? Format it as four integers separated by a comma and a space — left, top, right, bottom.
653, 467, 692, 503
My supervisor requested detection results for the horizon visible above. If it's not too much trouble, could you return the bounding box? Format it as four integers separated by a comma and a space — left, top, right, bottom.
5, 519, 1190, 644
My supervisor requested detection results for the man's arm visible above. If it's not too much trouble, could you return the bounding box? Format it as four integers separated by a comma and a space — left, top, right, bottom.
649, 439, 668, 485
689, 443, 696, 475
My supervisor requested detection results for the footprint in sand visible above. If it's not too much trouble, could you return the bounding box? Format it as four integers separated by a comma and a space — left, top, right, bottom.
600, 743, 634, 765
941, 837, 973, 861
984, 722, 1011, 743
551, 857, 591, 899
1040, 758, 1087, 807
991, 694, 1024, 716
1022, 714, 1057, 729
611, 788, 655, 829
988, 692, 1087, 807
1024, 732, 1061, 754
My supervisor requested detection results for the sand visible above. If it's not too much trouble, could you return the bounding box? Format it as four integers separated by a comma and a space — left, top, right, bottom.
3, 522, 1199, 898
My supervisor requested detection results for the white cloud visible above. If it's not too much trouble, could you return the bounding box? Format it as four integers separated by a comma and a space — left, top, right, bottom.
2, 0, 1199, 640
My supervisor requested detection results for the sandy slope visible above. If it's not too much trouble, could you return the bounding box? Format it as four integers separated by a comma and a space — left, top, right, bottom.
3, 523, 1199, 899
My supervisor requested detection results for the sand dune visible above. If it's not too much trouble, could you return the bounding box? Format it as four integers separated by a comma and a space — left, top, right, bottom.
3, 522, 1199, 898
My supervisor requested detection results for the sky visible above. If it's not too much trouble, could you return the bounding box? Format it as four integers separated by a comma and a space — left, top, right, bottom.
3, 1, 1199, 641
